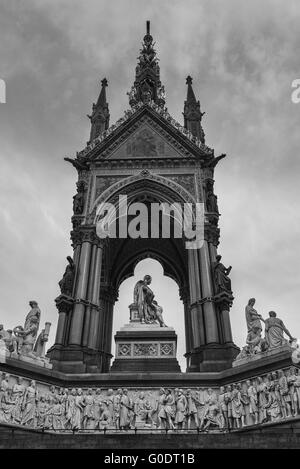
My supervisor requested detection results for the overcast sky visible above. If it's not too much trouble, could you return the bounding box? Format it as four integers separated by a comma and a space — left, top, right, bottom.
0, 0, 299, 371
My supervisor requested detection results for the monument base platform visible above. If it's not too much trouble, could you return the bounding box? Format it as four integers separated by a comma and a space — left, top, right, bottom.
110, 323, 181, 372
1, 420, 300, 449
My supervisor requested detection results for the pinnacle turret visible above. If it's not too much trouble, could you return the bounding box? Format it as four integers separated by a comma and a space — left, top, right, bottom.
183, 76, 205, 143
88, 78, 110, 142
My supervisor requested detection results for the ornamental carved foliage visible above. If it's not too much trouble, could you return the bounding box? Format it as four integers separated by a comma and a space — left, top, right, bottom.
204, 224, 220, 246
166, 175, 196, 199
133, 343, 159, 357
118, 344, 131, 356
95, 176, 125, 201
160, 343, 174, 356
93, 172, 196, 211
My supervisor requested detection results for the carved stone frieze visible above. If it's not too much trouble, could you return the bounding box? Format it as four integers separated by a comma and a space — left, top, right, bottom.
0, 365, 299, 431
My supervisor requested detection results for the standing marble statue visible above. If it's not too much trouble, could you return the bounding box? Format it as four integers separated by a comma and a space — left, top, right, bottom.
212, 255, 232, 294
59, 256, 75, 297
13, 301, 41, 356
245, 298, 265, 353
264, 311, 295, 349
33, 323, 51, 358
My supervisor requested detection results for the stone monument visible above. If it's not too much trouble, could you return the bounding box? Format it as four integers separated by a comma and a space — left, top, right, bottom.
0, 22, 298, 448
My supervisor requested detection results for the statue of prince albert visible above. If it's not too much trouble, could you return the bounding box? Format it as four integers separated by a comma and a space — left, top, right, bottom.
133, 275, 167, 327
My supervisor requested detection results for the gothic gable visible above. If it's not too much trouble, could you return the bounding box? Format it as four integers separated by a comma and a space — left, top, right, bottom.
89, 106, 208, 161
108, 121, 186, 159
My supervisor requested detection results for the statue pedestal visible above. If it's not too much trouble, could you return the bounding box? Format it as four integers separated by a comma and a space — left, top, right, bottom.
232, 343, 293, 367
110, 323, 181, 372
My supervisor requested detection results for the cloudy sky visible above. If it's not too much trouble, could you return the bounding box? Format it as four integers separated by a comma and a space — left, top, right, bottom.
0, 0, 299, 370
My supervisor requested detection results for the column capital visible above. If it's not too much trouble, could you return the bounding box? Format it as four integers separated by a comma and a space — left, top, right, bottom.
101, 285, 118, 303
213, 291, 234, 309
55, 294, 75, 314
204, 223, 220, 246
70, 227, 107, 248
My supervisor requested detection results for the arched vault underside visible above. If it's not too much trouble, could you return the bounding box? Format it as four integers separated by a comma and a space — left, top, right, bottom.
109, 237, 188, 296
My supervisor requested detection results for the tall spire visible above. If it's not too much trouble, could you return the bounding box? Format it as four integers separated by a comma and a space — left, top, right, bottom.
88, 78, 110, 142
183, 76, 205, 143
127, 21, 165, 107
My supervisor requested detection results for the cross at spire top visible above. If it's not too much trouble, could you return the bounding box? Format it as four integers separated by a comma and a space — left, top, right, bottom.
146, 20, 150, 35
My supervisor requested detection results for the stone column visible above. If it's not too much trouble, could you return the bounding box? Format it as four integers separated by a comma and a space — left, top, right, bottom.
188, 249, 205, 348
98, 289, 116, 372
68, 241, 92, 345
51, 294, 75, 348
82, 244, 97, 347
88, 243, 104, 349
222, 308, 234, 343
180, 286, 192, 355
198, 241, 219, 344
54, 311, 67, 345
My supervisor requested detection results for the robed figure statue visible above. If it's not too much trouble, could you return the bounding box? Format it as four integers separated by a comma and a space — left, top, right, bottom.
133, 275, 166, 327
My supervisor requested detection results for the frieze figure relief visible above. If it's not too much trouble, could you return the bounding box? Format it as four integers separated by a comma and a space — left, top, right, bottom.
174, 389, 187, 430
185, 389, 199, 430
201, 396, 224, 432
230, 384, 246, 429
0, 373, 299, 432
21, 380, 38, 427
11, 376, 25, 425
245, 379, 259, 425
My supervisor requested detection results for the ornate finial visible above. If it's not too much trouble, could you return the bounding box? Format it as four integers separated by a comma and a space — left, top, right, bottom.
101, 78, 108, 87
128, 22, 165, 108
186, 76, 193, 85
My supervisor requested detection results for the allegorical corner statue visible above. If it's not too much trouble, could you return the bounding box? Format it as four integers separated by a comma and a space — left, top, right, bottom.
235, 298, 296, 360
133, 275, 167, 327
0, 301, 51, 361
